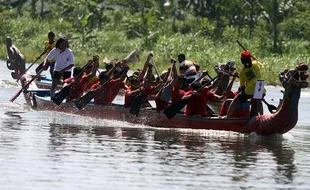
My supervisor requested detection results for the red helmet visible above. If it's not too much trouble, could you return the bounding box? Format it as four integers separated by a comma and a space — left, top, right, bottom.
241, 50, 251, 60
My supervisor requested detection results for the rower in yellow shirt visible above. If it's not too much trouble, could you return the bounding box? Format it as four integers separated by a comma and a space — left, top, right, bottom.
227, 50, 266, 118
35, 31, 56, 77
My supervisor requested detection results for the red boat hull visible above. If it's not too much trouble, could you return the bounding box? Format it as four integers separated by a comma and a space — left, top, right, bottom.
33, 94, 250, 132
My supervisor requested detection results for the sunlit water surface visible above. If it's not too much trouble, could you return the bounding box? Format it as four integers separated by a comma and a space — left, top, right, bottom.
0, 61, 310, 190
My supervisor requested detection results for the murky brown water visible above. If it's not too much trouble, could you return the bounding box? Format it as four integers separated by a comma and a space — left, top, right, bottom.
1, 61, 310, 190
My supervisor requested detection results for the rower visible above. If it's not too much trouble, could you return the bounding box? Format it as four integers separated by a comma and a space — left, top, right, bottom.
89, 61, 128, 106
35, 31, 56, 77
183, 72, 223, 117
177, 53, 200, 89
43, 37, 75, 99
226, 50, 266, 118
64, 56, 99, 103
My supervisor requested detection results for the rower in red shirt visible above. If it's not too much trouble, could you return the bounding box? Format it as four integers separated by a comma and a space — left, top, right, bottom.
64, 56, 99, 102
155, 59, 186, 112
110, 64, 129, 102
184, 74, 223, 117
125, 54, 163, 108
90, 62, 128, 106
124, 64, 155, 108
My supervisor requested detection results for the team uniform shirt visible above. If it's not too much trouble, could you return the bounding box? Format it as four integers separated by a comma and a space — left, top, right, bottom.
179, 60, 197, 76
64, 75, 90, 102
155, 87, 186, 112
46, 48, 75, 72
171, 87, 186, 102
84, 74, 99, 92
44, 40, 56, 62
184, 87, 216, 117
239, 60, 266, 95
90, 79, 118, 106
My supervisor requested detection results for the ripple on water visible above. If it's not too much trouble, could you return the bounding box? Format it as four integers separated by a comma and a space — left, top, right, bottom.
1, 62, 310, 189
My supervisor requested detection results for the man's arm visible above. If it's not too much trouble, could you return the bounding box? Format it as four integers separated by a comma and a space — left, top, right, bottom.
139, 53, 152, 82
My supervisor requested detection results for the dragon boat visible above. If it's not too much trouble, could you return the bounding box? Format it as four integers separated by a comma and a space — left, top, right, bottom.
16, 62, 308, 136
6, 36, 309, 136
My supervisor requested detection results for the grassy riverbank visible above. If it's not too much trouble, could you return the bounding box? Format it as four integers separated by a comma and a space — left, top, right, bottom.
1, 5, 309, 85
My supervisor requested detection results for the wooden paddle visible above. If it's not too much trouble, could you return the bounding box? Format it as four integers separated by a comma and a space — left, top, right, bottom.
10, 69, 44, 102
160, 62, 174, 102
25, 48, 48, 73
262, 99, 278, 113
236, 40, 258, 61
129, 93, 144, 116
52, 59, 95, 105
163, 75, 219, 119
150, 57, 162, 82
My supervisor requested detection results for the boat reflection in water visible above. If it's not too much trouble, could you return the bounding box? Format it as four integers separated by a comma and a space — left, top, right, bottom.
47, 123, 296, 184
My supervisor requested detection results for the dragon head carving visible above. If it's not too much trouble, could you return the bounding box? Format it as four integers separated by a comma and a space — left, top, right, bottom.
279, 62, 309, 88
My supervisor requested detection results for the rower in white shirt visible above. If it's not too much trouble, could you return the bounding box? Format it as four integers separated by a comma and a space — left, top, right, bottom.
43, 37, 75, 98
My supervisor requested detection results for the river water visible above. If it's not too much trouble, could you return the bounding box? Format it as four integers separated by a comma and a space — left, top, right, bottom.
0, 61, 310, 190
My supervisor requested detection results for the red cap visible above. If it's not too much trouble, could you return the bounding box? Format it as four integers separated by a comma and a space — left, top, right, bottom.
241, 50, 251, 59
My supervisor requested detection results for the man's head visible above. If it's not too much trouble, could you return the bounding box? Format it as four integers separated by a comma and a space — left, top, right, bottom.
48, 32, 55, 41
105, 63, 114, 71
55, 37, 69, 51
84, 64, 93, 74
73, 67, 83, 77
99, 71, 108, 83
177, 53, 186, 63
191, 81, 202, 91
240, 50, 252, 68
129, 75, 140, 90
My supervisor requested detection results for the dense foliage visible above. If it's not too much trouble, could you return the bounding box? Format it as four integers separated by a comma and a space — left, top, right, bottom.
0, 0, 309, 84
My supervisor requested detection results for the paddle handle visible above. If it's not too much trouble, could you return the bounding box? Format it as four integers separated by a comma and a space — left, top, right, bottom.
206, 73, 224, 92
10, 69, 44, 102
236, 40, 257, 61
150, 57, 162, 81
25, 57, 40, 73
25, 46, 50, 73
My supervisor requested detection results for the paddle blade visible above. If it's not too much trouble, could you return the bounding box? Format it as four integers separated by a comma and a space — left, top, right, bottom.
10, 70, 44, 102
160, 84, 172, 102
267, 104, 278, 113
129, 95, 143, 116
163, 97, 189, 119
74, 91, 95, 110
263, 99, 278, 113
52, 85, 71, 105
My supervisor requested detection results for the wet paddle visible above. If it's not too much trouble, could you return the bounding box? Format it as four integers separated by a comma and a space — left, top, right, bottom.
150, 57, 162, 82
262, 99, 278, 113
52, 60, 94, 105
206, 73, 224, 92
160, 62, 174, 102
10, 69, 44, 102
164, 75, 219, 119
129, 93, 144, 116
